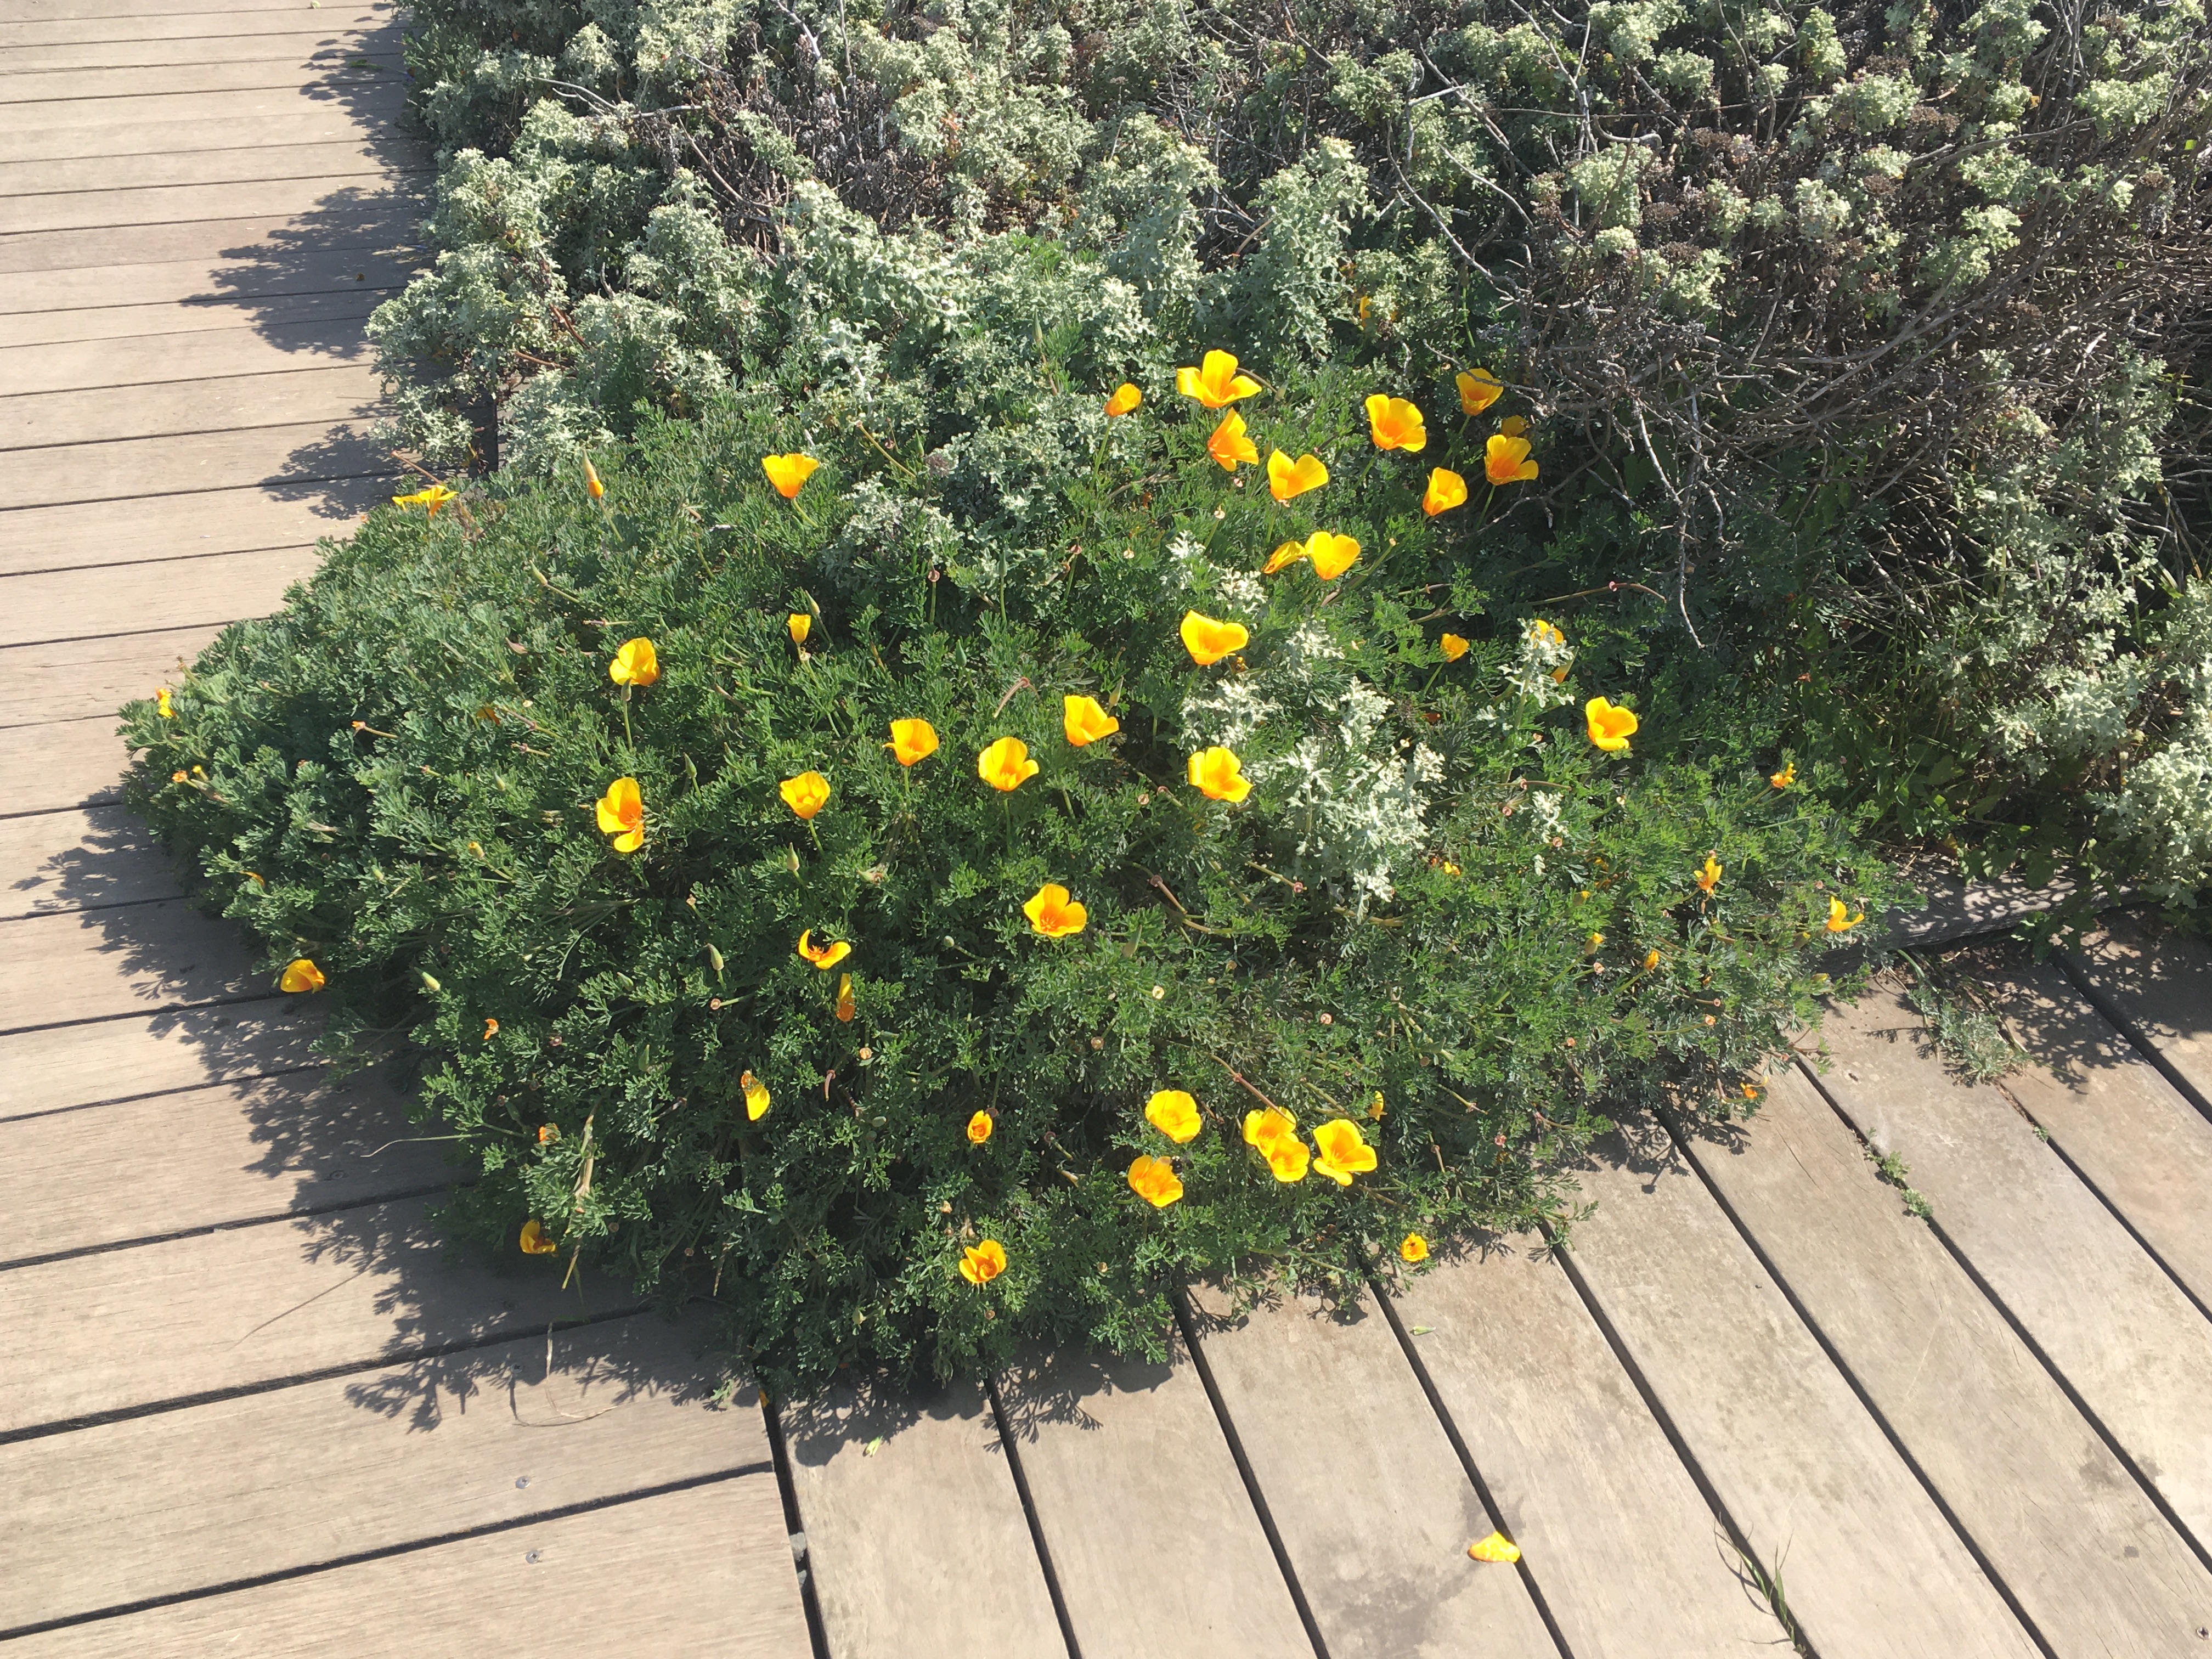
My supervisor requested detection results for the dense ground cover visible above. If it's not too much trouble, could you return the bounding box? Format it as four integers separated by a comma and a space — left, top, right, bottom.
122, 0, 2208, 1383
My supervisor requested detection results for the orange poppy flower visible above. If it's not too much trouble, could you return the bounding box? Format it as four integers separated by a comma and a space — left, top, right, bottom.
1104, 382, 1142, 416
1063, 696, 1120, 746
1180, 611, 1249, 665
796, 930, 852, 970
1207, 410, 1259, 471
1457, 369, 1503, 415
1771, 761, 1797, 789
1440, 633, 1470, 662
1175, 350, 1261, 409
742, 1070, 772, 1121
1585, 698, 1639, 754
1364, 394, 1426, 453
1423, 467, 1469, 516
520, 1218, 559, 1255
392, 484, 458, 517
967, 1109, 994, 1144
1485, 433, 1539, 485
836, 972, 856, 1022
596, 777, 645, 853
959, 1239, 1007, 1284
788, 612, 811, 647
1187, 746, 1251, 803
1826, 897, 1864, 933
780, 770, 831, 819
280, 958, 326, 994
763, 454, 820, 499
1695, 854, 1722, 895
608, 636, 659, 687
1267, 449, 1329, 501
978, 736, 1040, 792
1311, 1118, 1378, 1186
1024, 883, 1088, 938
1400, 1233, 1430, 1263
889, 718, 939, 766
1127, 1154, 1184, 1208
1145, 1089, 1203, 1143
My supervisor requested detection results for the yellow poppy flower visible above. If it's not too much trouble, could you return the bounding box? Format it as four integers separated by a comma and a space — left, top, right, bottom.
1244, 1105, 1296, 1150
780, 770, 831, 819
520, 1218, 558, 1255
1644, 949, 1662, 970
888, 718, 939, 766
959, 1239, 1007, 1284
742, 1070, 772, 1121
1263, 539, 1307, 574
1127, 1154, 1184, 1208
788, 612, 811, 647
1423, 467, 1469, 516
1588, 932, 1605, 952
538, 1124, 558, 1144
1485, 433, 1539, 485
836, 972, 856, 1022
608, 636, 659, 686
1243, 1107, 1310, 1183
1533, 620, 1565, 649
1585, 697, 1639, 753
392, 483, 458, 517
1696, 854, 1722, 895
1826, 897, 1864, 933
1266, 1136, 1310, 1182
1364, 394, 1427, 453
1400, 1232, 1430, 1263
1440, 633, 1470, 662
483, 1018, 499, 1040
967, 1109, 994, 1144
1307, 531, 1360, 579
1370, 1091, 1387, 1119
1311, 1118, 1378, 1186
1024, 883, 1088, 938
1063, 695, 1120, 747
596, 776, 645, 852
1771, 761, 1797, 789
1180, 611, 1249, 665
1469, 1531, 1520, 1563
1145, 1089, 1203, 1143
796, 930, 852, 970
1267, 449, 1329, 501
279, 957, 326, 994
1499, 415, 1529, 437
1207, 409, 1259, 471
1104, 382, 1143, 417
582, 455, 605, 500
977, 736, 1040, 792
156, 687, 175, 718
1187, 745, 1251, 803
763, 454, 820, 500
1457, 368, 1504, 415
1175, 349, 1262, 409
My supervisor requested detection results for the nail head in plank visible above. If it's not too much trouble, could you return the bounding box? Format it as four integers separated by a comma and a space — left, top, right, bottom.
0, 1064, 446, 1262
2065, 912, 2212, 1118
0, 804, 179, 921
0, 996, 319, 1119
0, 1318, 799, 1638
3, 1476, 813, 1659
1678, 1069, 2212, 1656
995, 1335, 1313, 1656
1816, 990, 2212, 1551
1565, 1127, 2042, 1658
783, 1376, 1064, 1658
1973, 950, 2212, 1311
1184, 1282, 1560, 1659
1, 545, 321, 648
1389, 1239, 1790, 1658
0, 1191, 636, 1434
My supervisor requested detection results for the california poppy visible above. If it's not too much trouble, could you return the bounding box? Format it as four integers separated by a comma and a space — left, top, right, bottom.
889, 718, 939, 766
1400, 1233, 1430, 1263
1176, 350, 1261, 409
1104, 382, 1142, 416
1267, 449, 1329, 501
1585, 698, 1639, 754
1771, 761, 1796, 789
1696, 854, 1722, 895
1207, 410, 1259, 471
1127, 1154, 1184, 1208
1440, 634, 1470, 662
582, 455, 605, 500
1485, 433, 1539, 485
780, 770, 831, 819
596, 777, 645, 853
836, 972, 856, 1022
1364, 394, 1426, 453
1180, 611, 1249, 665
1826, 897, 1864, 933
1145, 1089, 1202, 1143
742, 1070, 772, 1121
608, 637, 659, 687
763, 454, 820, 499
977, 736, 1040, 792
1307, 531, 1359, 579
520, 1218, 558, 1255
796, 929, 852, 970
392, 483, 457, 516
960, 1239, 1007, 1284
280, 958, 326, 994
967, 1109, 994, 1144
1457, 369, 1503, 415
1423, 468, 1469, 516
1063, 696, 1119, 746
1024, 883, 1088, 938
788, 612, 811, 647
1311, 1118, 1378, 1186
156, 687, 174, 718
1187, 746, 1251, 803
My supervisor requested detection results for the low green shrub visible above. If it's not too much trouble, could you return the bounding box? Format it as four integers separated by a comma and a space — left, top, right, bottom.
126, 372, 1887, 1387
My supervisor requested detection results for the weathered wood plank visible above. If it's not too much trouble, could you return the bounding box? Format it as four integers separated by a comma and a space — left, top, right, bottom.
1389, 1240, 1789, 1658
0, 1064, 447, 1262
0, 714, 134, 814
0, 898, 264, 1035
0, 286, 388, 352
0, 102, 401, 163
0, 247, 416, 313
995, 1337, 1313, 1656
19, 0, 394, 19
0, 171, 420, 237
1974, 950, 2212, 1311
0, 366, 381, 450
0, 804, 179, 920
2, 204, 418, 278
0, 138, 400, 198
3, 422, 386, 511
1, 484, 364, 575
0, 996, 319, 1119
783, 1376, 1064, 1658
0, 1191, 634, 1435
0, 1318, 802, 1643
0, 546, 320, 647
5, 1475, 812, 1658
0, 55, 400, 105
1814, 990, 2212, 1552
1186, 1284, 1560, 1659
0, 7, 389, 48
1564, 1127, 2041, 1659
2066, 912, 2212, 1118
1, 624, 227, 726
0, 80, 410, 140
0, 321, 371, 396
0, 26, 386, 70
1678, 1068, 2212, 1657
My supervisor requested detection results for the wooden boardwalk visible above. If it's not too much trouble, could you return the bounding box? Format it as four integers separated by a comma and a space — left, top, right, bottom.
8, 9, 2212, 1656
